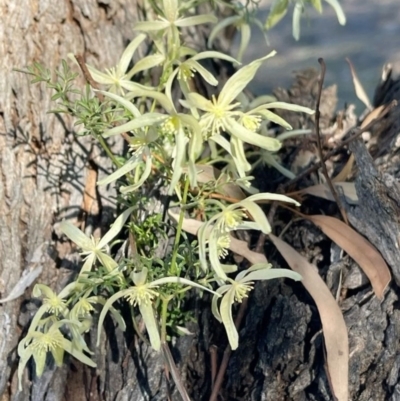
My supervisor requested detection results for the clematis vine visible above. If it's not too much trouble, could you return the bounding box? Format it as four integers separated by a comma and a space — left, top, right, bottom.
184, 52, 314, 177
198, 193, 300, 280
212, 263, 301, 349
60, 206, 134, 275
97, 266, 220, 351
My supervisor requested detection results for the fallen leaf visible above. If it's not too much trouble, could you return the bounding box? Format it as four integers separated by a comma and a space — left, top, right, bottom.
346, 58, 372, 110
360, 105, 385, 129
300, 182, 358, 205
169, 211, 267, 265
332, 154, 354, 182
308, 215, 391, 299
269, 234, 349, 401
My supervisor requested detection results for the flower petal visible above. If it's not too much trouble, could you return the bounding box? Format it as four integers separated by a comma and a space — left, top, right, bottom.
218, 52, 276, 107
120, 154, 152, 193
242, 267, 302, 282
225, 117, 281, 151
103, 113, 166, 138
60, 221, 93, 250
99, 90, 141, 118
175, 14, 218, 27
126, 54, 165, 79
97, 289, 130, 345
133, 20, 170, 32
117, 34, 147, 76
139, 303, 161, 350
220, 289, 238, 349
98, 206, 134, 248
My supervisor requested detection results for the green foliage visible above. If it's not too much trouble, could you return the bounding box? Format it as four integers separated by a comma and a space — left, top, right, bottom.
16, 0, 344, 390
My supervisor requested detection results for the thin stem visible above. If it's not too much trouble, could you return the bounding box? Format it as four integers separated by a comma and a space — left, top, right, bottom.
96, 135, 122, 169
170, 176, 190, 275
160, 296, 171, 344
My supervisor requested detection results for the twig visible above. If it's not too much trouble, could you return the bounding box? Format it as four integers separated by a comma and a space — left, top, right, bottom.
209, 298, 249, 401
74, 54, 105, 102
315, 58, 348, 224
283, 99, 396, 190
210, 345, 218, 388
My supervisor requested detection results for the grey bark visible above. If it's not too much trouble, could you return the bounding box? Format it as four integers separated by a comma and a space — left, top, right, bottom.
0, 1, 152, 399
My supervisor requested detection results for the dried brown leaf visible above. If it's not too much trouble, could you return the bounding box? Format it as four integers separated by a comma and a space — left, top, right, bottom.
169, 211, 267, 265
300, 182, 358, 205
269, 234, 349, 401
308, 215, 391, 299
332, 154, 354, 182
360, 105, 385, 130
190, 165, 246, 200
346, 58, 372, 110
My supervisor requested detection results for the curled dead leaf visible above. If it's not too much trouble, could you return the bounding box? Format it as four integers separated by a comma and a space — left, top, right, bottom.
269, 234, 349, 401
308, 215, 391, 299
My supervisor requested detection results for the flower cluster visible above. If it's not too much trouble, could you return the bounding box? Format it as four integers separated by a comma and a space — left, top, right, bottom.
16, 0, 331, 388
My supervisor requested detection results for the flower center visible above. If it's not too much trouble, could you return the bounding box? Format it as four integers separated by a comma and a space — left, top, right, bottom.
125, 284, 159, 306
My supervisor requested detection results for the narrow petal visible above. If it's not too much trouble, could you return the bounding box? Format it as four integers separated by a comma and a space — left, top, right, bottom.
60, 338, 97, 367
235, 199, 271, 234
246, 192, 300, 206
99, 90, 141, 118
237, 23, 251, 62
97, 252, 118, 272
175, 14, 218, 27
192, 51, 239, 65
139, 303, 161, 350
163, 0, 178, 21
292, 2, 303, 41
324, 0, 346, 24
126, 54, 165, 79
60, 221, 93, 250
98, 206, 135, 248
186, 60, 218, 86
128, 89, 174, 114
86, 64, 114, 85
208, 15, 241, 48
230, 136, 252, 172
97, 155, 140, 186
103, 113, 166, 138
208, 231, 229, 280
225, 117, 281, 151
220, 290, 239, 349
151, 276, 220, 296
97, 290, 130, 345
243, 267, 302, 282
211, 286, 230, 322
186, 93, 214, 112
218, 52, 276, 107
256, 109, 292, 130
165, 68, 179, 108
117, 34, 147, 76
79, 253, 96, 275
133, 20, 170, 32
120, 155, 152, 193
33, 349, 47, 377
258, 101, 314, 114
